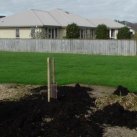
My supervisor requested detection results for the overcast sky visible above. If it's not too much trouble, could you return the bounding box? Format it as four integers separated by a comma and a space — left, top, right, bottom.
0, 0, 137, 22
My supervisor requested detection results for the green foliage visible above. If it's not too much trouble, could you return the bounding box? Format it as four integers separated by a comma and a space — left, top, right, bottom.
133, 32, 137, 40
66, 23, 80, 39
0, 52, 137, 91
96, 24, 109, 39
117, 27, 131, 39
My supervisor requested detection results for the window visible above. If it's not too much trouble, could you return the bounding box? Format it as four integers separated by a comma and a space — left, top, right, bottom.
52, 29, 54, 38
90, 29, 93, 39
82, 29, 88, 39
90, 29, 95, 39
45, 27, 58, 39
80, 29, 83, 39
30, 27, 35, 38
48, 28, 51, 38
55, 28, 58, 38
16, 28, 20, 38
111, 29, 115, 38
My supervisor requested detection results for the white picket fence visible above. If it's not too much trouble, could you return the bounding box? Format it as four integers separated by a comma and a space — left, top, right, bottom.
0, 39, 136, 56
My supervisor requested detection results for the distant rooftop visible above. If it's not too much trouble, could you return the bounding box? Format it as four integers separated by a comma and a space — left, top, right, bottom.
0, 16, 5, 18
0, 9, 124, 28
88, 18, 125, 28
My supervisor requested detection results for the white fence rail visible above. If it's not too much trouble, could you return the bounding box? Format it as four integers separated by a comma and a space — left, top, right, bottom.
0, 39, 136, 56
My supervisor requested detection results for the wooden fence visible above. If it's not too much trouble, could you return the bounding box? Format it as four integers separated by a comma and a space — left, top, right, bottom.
0, 39, 136, 56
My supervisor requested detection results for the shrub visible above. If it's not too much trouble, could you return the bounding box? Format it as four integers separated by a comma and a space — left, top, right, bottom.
117, 27, 131, 39
96, 24, 109, 39
66, 23, 80, 39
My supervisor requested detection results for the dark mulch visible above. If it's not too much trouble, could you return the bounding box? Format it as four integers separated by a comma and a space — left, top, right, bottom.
0, 84, 137, 137
91, 103, 137, 129
113, 85, 129, 96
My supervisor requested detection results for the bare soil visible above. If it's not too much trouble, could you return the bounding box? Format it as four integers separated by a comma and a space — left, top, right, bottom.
0, 84, 137, 137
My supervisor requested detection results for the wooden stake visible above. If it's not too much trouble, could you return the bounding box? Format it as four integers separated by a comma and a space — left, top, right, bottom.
52, 58, 55, 84
47, 57, 51, 102
51, 58, 57, 99
47, 57, 57, 102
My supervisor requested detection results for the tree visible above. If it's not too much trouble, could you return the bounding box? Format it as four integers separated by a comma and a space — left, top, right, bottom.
96, 24, 109, 39
66, 23, 80, 39
133, 32, 137, 40
117, 27, 131, 39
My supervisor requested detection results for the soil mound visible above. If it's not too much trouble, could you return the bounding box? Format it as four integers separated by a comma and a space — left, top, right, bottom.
113, 85, 129, 96
0, 84, 137, 137
0, 85, 102, 137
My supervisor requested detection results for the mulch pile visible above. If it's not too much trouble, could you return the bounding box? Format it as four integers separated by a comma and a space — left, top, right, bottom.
0, 84, 137, 137
113, 85, 129, 96
96, 85, 137, 111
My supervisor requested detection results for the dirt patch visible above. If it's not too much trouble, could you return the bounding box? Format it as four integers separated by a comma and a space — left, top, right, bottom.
0, 84, 39, 101
89, 85, 115, 98
104, 126, 137, 137
0, 84, 137, 137
95, 93, 137, 111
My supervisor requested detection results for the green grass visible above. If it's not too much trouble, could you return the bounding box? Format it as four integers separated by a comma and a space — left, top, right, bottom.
0, 51, 137, 92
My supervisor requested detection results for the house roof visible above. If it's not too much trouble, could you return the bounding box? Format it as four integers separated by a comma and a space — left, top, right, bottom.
0, 9, 124, 29
118, 21, 137, 31
88, 18, 125, 29
49, 9, 94, 27
0, 9, 95, 28
0, 9, 60, 27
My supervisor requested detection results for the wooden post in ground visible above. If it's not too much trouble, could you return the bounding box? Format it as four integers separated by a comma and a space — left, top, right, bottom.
47, 57, 51, 102
47, 57, 57, 102
52, 58, 55, 84
51, 58, 57, 99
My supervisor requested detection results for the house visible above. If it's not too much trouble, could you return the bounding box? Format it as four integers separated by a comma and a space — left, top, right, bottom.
116, 20, 136, 34
0, 9, 96, 39
0, 9, 127, 39
88, 19, 126, 39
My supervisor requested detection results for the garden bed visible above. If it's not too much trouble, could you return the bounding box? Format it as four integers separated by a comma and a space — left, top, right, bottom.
0, 84, 137, 137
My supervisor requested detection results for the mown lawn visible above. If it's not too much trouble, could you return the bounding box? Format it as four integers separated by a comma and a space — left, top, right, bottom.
0, 51, 137, 92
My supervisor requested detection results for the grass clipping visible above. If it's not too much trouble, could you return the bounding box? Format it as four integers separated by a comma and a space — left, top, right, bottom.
95, 93, 137, 111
